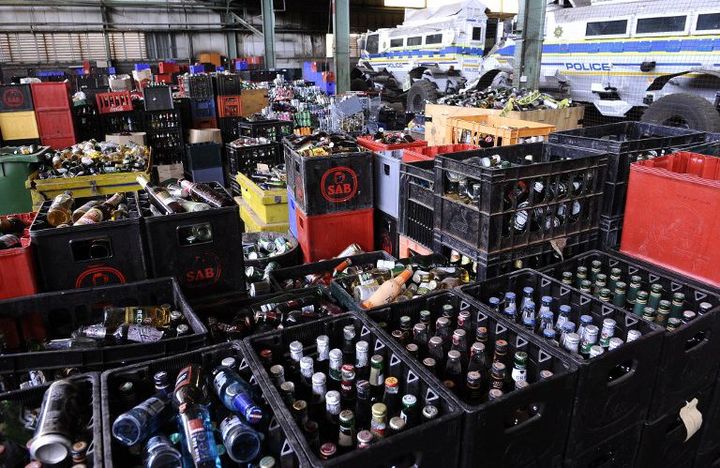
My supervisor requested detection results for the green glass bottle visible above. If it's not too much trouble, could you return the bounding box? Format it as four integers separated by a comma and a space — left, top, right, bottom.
633, 291, 649, 316
627, 275, 643, 307
580, 280, 592, 296
608, 268, 622, 293
613, 282, 627, 309
594, 274, 608, 298
656, 300, 671, 328
576, 266, 588, 289
648, 284, 663, 311
670, 293, 685, 320
590, 260, 602, 283
642, 306, 656, 323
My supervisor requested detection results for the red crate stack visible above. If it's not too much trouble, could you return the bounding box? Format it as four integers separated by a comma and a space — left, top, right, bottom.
0, 212, 38, 300
30, 82, 75, 149
216, 95, 242, 117
295, 207, 374, 263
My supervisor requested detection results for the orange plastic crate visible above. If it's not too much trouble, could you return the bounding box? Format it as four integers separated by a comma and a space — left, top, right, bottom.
402, 143, 479, 162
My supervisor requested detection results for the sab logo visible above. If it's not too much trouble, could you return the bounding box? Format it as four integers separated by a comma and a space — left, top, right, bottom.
75, 265, 127, 288
320, 166, 358, 203
2, 87, 26, 108
182, 252, 223, 287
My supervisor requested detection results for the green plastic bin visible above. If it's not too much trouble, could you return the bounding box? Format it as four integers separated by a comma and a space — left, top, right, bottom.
0, 146, 49, 215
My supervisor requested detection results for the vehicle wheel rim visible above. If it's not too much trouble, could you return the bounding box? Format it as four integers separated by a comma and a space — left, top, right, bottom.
662, 115, 690, 129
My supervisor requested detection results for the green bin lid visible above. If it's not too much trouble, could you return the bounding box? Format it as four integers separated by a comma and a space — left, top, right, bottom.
0, 145, 51, 163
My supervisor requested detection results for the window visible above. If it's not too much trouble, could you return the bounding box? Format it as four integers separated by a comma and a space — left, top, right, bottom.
472, 27, 483, 41
585, 20, 628, 36
425, 34, 442, 45
697, 13, 720, 31
407, 36, 422, 46
366, 34, 379, 54
0, 32, 148, 64
390, 38, 404, 47
636, 16, 686, 34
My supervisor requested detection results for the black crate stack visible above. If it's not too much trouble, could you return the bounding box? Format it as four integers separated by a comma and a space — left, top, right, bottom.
144, 108, 184, 164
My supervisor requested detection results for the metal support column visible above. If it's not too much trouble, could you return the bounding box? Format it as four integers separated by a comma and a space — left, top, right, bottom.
225, 10, 238, 61
99, 1, 113, 65
512, 0, 546, 89
332, 0, 350, 95
260, 0, 276, 69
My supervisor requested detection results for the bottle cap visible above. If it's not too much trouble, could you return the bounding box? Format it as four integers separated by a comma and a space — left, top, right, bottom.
488, 389, 503, 400
580, 315, 593, 325
320, 443, 336, 458
422, 405, 439, 419
389, 416, 406, 431
343, 325, 356, 340
589, 345, 604, 358
355, 340, 369, 353
312, 372, 326, 386
608, 337, 624, 350
627, 329, 642, 342
372, 403, 387, 418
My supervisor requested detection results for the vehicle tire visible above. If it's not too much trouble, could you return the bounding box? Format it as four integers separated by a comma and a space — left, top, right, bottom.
406, 80, 439, 113
641, 93, 720, 132
351, 78, 370, 92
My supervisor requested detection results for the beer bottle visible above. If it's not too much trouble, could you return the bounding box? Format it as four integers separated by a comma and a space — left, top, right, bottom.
670, 293, 685, 320
338, 410, 356, 452
180, 179, 235, 207
580, 325, 599, 357
575, 266, 588, 289
219, 413, 263, 463
520, 286, 534, 310
177, 198, 212, 212
46, 191, 74, 227
0, 216, 25, 234
300, 357, 315, 394
292, 400, 309, 427
144, 434, 182, 468
627, 276, 642, 307
412, 323, 429, 350
502, 292, 517, 320
450, 329, 469, 365
342, 325, 356, 365
493, 339, 508, 365
561, 271, 574, 286
599, 318, 616, 348
356, 430, 373, 449
112, 395, 173, 447
590, 260, 602, 282
370, 403, 387, 439
466, 370, 484, 405
0, 234, 20, 250
74, 193, 125, 225
510, 351, 528, 388
468, 342, 489, 372
400, 394, 418, 427
520, 300, 536, 331
580, 280, 592, 295
310, 373, 328, 420
490, 362, 506, 391
648, 284, 663, 311
633, 291, 649, 316
340, 364, 356, 406
323, 390, 341, 444
382, 377, 401, 416
388, 416, 406, 436
428, 336, 445, 364
656, 301, 672, 327
329, 349, 344, 390
613, 282, 627, 308
71, 200, 101, 223
564, 333, 580, 354
212, 365, 263, 424
368, 355, 385, 403
178, 404, 222, 467
355, 380, 371, 429
137, 175, 186, 215
609, 268, 622, 293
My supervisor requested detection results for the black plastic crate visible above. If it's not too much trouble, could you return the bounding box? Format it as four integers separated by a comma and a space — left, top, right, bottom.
434, 142, 607, 255
0, 83, 33, 112
239, 119, 287, 142
433, 228, 600, 282
142, 84, 173, 111
284, 136, 374, 216
138, 183, 245, 297
634, 383, 714, 468
245, 313, 463, 468
367, 290, 577, 468
214, 73, 243, 96
145, 109, 184, 164
220, 116, 243, 143
696, 373, 720, 466
399, 159, 434, 248
185, 73, 214, 100
74, 73, 109, 92
375, 209, 398, 258
100, 342, 304, 468
675, 132, 720, 156
564, 423, 643, 468
548, 122, 706, 218
0, 373, 102, 467
100, 109, 143, 135
598, 214, 622, 250
460, 269, 665, 457
73, 104, 103, 142
541, 249, 720, 419
30, 192, 147, 292
226, 138, 283, 186
0, 277, 208, 377
268, 251, 395, 291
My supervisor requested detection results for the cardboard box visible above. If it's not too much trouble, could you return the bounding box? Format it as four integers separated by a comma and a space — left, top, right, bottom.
154, 163, 184, 184
187, 128, 222, 144
106, 132, 147, 146
109, 75, 133, 92
240, 89, 269, 117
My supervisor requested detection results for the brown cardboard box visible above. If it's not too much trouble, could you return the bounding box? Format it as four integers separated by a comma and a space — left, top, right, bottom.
106, 132, 147, 146
240, 89, 269, 117
187, 128, 222, 144
154, 163, 184, 183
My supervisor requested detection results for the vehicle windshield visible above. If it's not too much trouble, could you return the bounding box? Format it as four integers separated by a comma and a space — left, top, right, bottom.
366, 34, 379, 54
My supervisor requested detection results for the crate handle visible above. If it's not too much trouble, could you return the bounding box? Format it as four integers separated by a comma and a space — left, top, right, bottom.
606, 358, 638, 387
503, 409, 543, 435
683, 328, 711, 354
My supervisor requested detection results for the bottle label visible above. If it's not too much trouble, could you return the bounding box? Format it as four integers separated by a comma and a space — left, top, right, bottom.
186, 416, 215, 464
126, 325, 164, 343
140, 396, 167, 417
370, 420, 386, 438
231, 388, 257, 418
220, 415, 244, 440
511, 368, 526, 383
338, 429, 353, 447
83, 324, 107, 339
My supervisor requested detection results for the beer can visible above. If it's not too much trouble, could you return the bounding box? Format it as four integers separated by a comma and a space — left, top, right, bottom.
29, 379, 79, 464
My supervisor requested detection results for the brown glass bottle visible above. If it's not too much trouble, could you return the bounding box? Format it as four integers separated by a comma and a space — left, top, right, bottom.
0, 216, 25, 235
137, 176, 186, 214
74, 193, 125, 225
180, 179, 234, 208
47, 191, 74, 227
71, 200, 101, 223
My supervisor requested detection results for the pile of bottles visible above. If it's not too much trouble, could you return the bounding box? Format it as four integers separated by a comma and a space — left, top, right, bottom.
377, 299, 555, 409
9, 144, 41, 155
137, 176, 235, 216
335, 261, 471, 310
365, 129, 416, 146
0, 364, 84, 393
276, 257, 388, 291
36, 191, 130, 229
256, 324, 446, 459
483, 285, 643, 359
248, 164, 287, 190
206, 289, 345, 341
438, 86, 573, 111
37, 140, 149, 179
0, 215, 28, 250
244, 235, 294, 261
110, 358, 282, 466
230, 136, 274, 149
286, 131, 361, 157
0, 378, 93, 466
556, 260, 714, 332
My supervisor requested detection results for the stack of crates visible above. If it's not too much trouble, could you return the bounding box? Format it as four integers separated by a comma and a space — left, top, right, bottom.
0, 212, 38, 300
185, 73, 216, 128
144, 109, 184, 164
433, 142, 608, 280
30, 81, 76, 149
446, 114, 555, 147
224, 136, 283, 195
95, 90, 142, 137
284, 133, 374, 262
356, 135, 428, 258
548, 122, 706, 249
0, 84, 39, 144
235, 172, 289, 233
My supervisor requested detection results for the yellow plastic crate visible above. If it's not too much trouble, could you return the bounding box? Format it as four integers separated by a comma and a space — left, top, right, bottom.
0, 111, 39, 140
446, 114, 556, 147
236, 172, 288, 224
26, 150, 152, 206
236, 196, 290, 233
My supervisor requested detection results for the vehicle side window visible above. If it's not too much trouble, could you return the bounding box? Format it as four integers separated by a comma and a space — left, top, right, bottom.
390, 38, 404, 47
366, 35, 379, 54
472, 27, 483, 41
585, 19, 627, 36
407, 36, 422, 46
697, 13, 720, 31
425, 34, 442, 45
636, 16, 686, 34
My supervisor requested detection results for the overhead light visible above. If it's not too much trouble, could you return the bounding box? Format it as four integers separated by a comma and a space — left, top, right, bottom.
384, 0, 426, 8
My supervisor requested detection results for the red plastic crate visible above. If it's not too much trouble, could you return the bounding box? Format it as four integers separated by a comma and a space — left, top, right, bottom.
95, 91, 133, 114
36, 109, 75, 148
158, 61, 180, 74
154, 73, 172, 84
621, 151, 720, 287
357, 135, 427, 154
216, 95, 242, 117
192, 117, 218, 129
30, 82, 71, 111
0, 212, 38, 300
295, 206, 374, 262
402, 143, 480, 163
